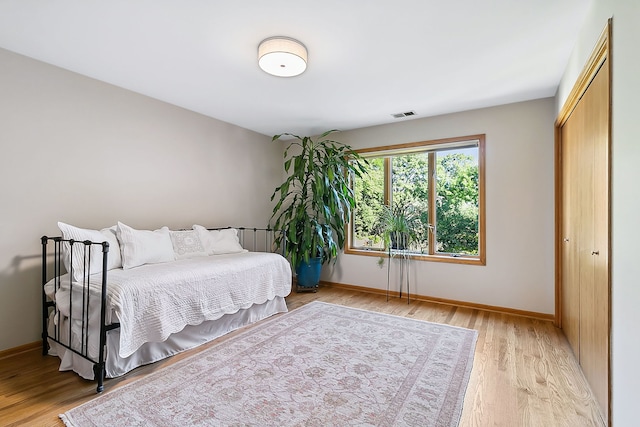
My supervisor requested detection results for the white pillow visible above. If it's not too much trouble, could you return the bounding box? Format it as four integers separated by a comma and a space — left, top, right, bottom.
101, 226, 123, 270
169, 230, 209, 260
116, 222, 175, 269
193, 225, 246, 255
57, 222, 122, 282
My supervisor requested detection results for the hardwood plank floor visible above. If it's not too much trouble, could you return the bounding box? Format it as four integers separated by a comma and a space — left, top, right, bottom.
0, 287, 604, 426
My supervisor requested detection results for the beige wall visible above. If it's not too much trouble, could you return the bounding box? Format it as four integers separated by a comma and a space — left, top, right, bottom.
323, 98, 556, 315
556, 1, 640, 424
0, 48, 279, 351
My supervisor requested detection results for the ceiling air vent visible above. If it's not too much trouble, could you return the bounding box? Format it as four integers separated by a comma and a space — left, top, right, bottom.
391, 111, 416, 119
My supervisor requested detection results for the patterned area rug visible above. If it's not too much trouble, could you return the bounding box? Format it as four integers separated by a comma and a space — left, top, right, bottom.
61, 301, 478, 427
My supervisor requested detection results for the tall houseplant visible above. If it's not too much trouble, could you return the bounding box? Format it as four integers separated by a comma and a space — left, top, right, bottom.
270, 130, 367, 290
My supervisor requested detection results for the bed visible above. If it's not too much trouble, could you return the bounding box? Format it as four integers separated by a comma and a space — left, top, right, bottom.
41, 222, 292, 392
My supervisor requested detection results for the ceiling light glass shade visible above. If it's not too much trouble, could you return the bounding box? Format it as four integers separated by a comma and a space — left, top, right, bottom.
258, 37, 307, 77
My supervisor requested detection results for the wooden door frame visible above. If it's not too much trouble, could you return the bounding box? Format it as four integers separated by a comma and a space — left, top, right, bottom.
554, 19, 612, 424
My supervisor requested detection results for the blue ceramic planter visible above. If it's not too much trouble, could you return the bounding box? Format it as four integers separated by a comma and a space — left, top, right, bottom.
295, 257, 322, 290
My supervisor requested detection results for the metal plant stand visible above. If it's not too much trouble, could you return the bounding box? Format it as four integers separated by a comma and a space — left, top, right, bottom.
386, 248, 411, 304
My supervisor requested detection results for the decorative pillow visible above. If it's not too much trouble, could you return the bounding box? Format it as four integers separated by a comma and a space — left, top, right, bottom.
193, 225, 246, 255
116, 222, 175, 269
57, 222, 122, 282
169, 230, 209, 260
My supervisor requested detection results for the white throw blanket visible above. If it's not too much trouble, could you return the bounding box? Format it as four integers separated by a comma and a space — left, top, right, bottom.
46, 252, 292, 358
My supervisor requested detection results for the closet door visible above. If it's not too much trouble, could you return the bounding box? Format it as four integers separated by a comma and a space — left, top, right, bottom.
578, 59, 609, 419
558, 56, 610, 423
560, 109, 581, 358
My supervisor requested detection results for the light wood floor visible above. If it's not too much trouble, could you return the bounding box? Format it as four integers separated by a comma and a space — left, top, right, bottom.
1, 287, 604, 426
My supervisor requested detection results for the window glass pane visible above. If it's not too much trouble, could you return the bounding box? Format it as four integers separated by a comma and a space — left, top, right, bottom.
391, 153, 430, 253
434, 148, 479, 255
352, 157, 385, 249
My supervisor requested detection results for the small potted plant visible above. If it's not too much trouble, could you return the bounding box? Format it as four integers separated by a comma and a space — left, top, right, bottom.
376, 202, 418, 250
270, 130, 368, 291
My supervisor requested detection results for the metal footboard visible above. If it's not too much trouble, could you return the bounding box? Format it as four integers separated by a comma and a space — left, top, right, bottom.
41, 236, 111, 393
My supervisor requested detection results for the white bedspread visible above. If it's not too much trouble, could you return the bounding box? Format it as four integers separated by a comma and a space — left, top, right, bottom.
46, 252, 291, 358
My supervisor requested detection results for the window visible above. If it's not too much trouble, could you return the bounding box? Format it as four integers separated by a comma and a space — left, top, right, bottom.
347, 134, 485, 265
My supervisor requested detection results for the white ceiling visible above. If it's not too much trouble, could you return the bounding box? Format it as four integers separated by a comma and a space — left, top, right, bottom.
0, 0, 592, 137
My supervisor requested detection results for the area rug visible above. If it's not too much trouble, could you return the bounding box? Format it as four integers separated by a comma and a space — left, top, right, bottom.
61, 301, 478, 427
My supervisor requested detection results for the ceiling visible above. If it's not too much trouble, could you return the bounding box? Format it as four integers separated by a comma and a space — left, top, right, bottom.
0, 0, 592, 137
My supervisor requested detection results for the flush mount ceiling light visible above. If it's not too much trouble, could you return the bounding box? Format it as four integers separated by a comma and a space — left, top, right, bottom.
258, 37, 307, 77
